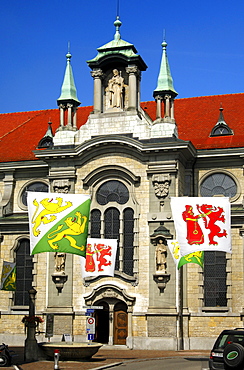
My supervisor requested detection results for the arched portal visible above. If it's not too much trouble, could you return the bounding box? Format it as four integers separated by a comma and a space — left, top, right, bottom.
84, 284, 135, 346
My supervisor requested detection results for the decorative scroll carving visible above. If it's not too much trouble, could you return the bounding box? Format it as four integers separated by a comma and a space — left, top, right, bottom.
91, 69, 104, 79
126, 66, 138, 75
53, 179, 70, 194
102, 288, 119, 298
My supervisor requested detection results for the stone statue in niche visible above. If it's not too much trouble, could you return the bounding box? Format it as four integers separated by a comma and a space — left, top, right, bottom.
54, 252, 66, 273
155, 238, 167, 274
106, 69, 124, 109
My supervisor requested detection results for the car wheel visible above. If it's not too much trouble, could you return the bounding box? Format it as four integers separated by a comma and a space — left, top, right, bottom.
0, 354, 10, 367
223, 343, 244, 368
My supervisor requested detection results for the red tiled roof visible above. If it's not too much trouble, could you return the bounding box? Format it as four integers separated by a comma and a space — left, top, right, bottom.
1, 93, 244, 163
142, 93, 244, 149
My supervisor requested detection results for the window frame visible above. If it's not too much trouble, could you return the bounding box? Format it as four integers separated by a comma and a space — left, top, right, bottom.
84, 167, 140, 285
18, 180, 49, 210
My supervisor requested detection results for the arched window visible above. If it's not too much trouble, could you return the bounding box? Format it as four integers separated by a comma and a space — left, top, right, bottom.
14, 239, 33, 306
90, 180, 136, 278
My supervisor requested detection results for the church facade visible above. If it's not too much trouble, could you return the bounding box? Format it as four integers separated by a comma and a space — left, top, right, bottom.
0, 17, 244, 350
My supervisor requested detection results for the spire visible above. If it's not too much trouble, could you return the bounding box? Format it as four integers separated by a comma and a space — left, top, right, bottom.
56, 47, 81, 133
154, 39, 177, 97
57, 49, 80, 105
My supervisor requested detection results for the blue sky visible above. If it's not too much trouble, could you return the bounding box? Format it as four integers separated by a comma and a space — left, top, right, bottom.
1, 0, 244, 113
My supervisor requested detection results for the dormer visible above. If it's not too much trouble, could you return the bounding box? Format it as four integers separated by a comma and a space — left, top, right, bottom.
210, 106, 233, 137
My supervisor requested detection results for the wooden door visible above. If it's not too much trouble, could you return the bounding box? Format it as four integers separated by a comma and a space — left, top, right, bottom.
114, 310, 128, 345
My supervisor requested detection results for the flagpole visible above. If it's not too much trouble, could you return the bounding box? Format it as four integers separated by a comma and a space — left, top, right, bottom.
177, 267, 184, 350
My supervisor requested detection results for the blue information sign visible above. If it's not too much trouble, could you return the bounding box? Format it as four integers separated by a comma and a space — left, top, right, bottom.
86, 309, 94, 313
88, 333, 94, 341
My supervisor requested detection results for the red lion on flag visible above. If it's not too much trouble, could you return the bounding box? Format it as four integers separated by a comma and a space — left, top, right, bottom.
197, 204, 227, 245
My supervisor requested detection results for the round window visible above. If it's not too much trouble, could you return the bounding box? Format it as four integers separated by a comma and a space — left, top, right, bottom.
200, 173, 237, 198
21, 182, 49, 206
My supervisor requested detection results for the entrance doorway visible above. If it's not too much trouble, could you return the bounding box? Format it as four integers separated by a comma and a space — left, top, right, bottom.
94, 301, 109, 344
93, 298, 129, 345
113, 301, 128, 345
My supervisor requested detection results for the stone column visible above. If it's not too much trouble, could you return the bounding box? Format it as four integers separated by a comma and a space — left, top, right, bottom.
67, 103, 73, 126
91, 69, 103, 114
126, 66, 138, 111
170, 98, 175, 120
108, 304, 114, 345
73, 107, 77, 129
164, 95, 171, 118
155, 96, 162, 120
59, 104, 65, 128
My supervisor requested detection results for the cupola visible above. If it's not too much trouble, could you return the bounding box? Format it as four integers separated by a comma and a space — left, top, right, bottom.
87, 16, 147, 114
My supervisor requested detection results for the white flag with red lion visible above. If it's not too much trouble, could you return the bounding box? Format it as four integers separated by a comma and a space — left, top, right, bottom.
80, 238, 117, 278
170, 197, 231, 256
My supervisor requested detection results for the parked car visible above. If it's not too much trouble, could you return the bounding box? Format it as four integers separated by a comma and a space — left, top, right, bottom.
209, 328, 244, 369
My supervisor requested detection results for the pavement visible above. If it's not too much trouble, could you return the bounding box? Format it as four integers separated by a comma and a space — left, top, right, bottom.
3, 345, 210, 370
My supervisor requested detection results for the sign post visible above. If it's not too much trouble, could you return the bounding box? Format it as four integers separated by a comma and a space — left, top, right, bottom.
86, 316, 96, 344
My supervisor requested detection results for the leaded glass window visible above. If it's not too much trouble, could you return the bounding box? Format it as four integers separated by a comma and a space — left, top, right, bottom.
14, 239, 33, 306
204, 251, 227, 307
96, 180, 129, 205
90, 209, 101, 238
123, 208, 134, 276
90, 180, 135, 277
200, 173, 237, 198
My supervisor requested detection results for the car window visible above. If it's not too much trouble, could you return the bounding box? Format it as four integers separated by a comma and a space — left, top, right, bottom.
216, 333, 244, 348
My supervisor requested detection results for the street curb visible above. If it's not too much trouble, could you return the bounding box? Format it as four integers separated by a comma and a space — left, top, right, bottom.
89, 362, 123, 370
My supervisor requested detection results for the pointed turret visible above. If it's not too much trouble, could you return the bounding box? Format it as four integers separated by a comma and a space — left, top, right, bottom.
153, 40, 177, 123
57, 50, 81, 132
37, 121, 54, 148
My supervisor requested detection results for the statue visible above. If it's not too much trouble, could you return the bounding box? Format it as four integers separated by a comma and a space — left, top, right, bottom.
107, 69, 124, 108
155, 238, 167, 273
54, 252, 66, 273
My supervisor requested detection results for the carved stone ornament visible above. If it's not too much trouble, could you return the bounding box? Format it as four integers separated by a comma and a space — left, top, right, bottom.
126, 66, 138, 75
91, 69, 104, 79
102, 288, 119, 298
152, 174, 171, 199
53, 179, 70, 194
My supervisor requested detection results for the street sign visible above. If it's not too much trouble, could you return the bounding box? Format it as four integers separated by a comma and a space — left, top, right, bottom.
83, 305, 103, 310
86, 316, 95, 334
86, 309, 94, 313
88, 333, 94, 341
